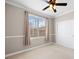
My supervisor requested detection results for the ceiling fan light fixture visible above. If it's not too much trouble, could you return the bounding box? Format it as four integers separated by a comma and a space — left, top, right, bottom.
53, 5, 56, 9
50, 4, 52, 8
49, 4, 53, 10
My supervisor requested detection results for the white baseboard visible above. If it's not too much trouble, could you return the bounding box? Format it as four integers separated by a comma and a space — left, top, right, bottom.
5, 42, 53, 57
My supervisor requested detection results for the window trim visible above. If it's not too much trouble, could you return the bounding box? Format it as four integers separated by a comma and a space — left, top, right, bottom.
29, 14, 48, 39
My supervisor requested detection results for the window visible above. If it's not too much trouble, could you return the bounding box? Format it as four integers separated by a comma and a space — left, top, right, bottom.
29, 14, 47, 38
38, 19, 46, 36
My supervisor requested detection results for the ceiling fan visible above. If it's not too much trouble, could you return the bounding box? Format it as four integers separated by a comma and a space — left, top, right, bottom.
42, 0, 67, 13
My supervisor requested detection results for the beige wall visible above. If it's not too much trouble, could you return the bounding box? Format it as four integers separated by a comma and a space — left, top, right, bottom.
5, 3, 26, 54
5, 4, 25, 36
55, 12, 74, 49
5, 4, 55, 54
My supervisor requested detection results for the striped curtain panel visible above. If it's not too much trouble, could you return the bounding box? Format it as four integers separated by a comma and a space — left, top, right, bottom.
24, 11, 30, 46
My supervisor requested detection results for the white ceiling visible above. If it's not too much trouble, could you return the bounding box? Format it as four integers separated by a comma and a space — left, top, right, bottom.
6, 0, 74, 17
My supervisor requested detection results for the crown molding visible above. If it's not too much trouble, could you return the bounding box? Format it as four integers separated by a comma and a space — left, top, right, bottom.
5, 0, 25, 9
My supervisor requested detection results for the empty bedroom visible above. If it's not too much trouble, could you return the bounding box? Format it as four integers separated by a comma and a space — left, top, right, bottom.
5, 0, 74, 59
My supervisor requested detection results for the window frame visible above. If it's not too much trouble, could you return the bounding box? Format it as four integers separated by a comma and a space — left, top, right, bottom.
28, 14, 48, 39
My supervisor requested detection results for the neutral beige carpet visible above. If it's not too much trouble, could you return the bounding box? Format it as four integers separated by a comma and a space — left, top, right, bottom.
6, 44, 74, 59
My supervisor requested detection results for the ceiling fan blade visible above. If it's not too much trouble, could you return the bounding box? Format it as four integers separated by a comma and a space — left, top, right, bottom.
52, 7, 57, 13
42, 6, 50, 10
52, 8, 56, 12
55, 3, 67, 6
49, 0, 52, 2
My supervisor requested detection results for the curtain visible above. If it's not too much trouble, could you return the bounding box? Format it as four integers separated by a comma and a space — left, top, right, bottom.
24, 11, 30, 46
45, 19, 49, 42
